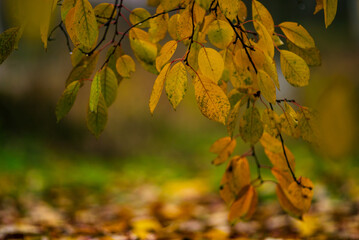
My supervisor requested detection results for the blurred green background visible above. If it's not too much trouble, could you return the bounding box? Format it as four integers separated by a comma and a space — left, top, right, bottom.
0, 0, 358, 203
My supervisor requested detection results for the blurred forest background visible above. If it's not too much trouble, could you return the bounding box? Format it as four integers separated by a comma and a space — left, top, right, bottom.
0, 0, 358, 238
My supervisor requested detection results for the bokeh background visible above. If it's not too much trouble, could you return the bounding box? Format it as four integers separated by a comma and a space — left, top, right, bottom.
0, 0, 358, 236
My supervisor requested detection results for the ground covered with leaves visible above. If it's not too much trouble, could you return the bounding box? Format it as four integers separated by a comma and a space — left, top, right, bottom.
1, 175, 359, 240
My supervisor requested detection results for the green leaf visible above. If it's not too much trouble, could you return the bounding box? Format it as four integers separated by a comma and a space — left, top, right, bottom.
226, 101, 241, 137
165, 62, 188, 110
89, 71, 102, 113
280, 50, 310, 87
66, 51, 99, 86
87, 93, 108, 138
61, 0, 77, 21
239, 106, 263, 144
106, 46, 123, 83
298, 108, 318, 143
74, 0, 99, 48
287, 40, 321, 67
56, 80, 81, 122
94, 3, 116, 26
0, 27, 20, 64
100, 67, 118, 107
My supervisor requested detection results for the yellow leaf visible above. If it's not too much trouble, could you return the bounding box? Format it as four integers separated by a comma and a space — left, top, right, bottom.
218, 0, 239, 22
61, 0, 76, 21
195, 0, 212, 11
129, 28, 158, 64
40, 0, 57, 49
132, 218, 162, 239
198, 48, 224, 83
149, 5, 169, 43
262, 109, 280, 136
193, 3, 206, 24
263, 52, 280, 90
279, 22, 315, 49
156, 40, 177, 72
194, 73, 230, 124
129, 8, 151, 28
264, 146, 295, 172
165, 62, 188, 110
210, 137, 236, 165
280, 50, 310, 87
228, 185, 257, 222
234, 48, 251, 70
149, 63, 171, 114
272, 34, 284, 47
252, 0, 274, 34
74, 0, 99, 49
275, 184, 303, 218
287, 177, 314, 213
255, 21, 274, 58
324, 0, 338, 28
161, 0, 181, 11
176, 6, 193, 40
237, 1, 247, 22
239, 106, 263, 144
207, 20, 235, 49
260, 132, 282, 153
65, 7, 81, 48
94, 3, 117, 26
220, 156, 251, 205
287, 40, 321, 67
258, 70, 276, 103
168, 14, 180, 40
314, 0, 323, 14
116, 55, 136, 78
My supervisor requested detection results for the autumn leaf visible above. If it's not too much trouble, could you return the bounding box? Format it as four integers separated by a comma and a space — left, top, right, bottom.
74, 0, 99, 49
279, 22, 315, 49
116, 55, 136, 78
56, 80, 81, 122
194, 74, 230, 124
210, 137, 236, 165
0, 27, 20, 64
239, 106, 264, 144
149, 63, 171, 114
220, 156, 251, 206
165, 62, 188, 110
280, 50, 310, 87
198, 48, 224, 84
